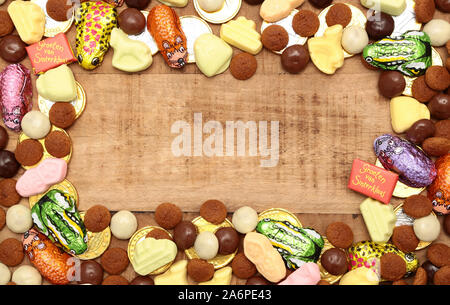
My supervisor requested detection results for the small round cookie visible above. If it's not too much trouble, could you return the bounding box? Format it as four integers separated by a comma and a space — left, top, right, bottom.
423, 137, 450, 157
392, 225, 420, 253
49, 102, 76, 129
412, 75, 438, 103
427, 243, 450, 267
414, 0, 436, 24
292, 10, 320, 37
434, 120, 450, 139
325, 3, 352, 28
0, 238, 24, 267
326, 222, 354, 249
380, 253, 406, 281
102, 275, 129, 285
44, 131, 71, 158
46, 0, 74, 22
200, 199, 227, 225
403, 195, 433, 218
21, 111, 51, 140
392, 279, 408, 285
187, 258, 215, 282
0, 179, 20, 208
230, 53, 257, 80
84, 205, 111, 233
412, 267, 428, 285
15, 139, 44, 166
426, 66, 450, 91
261, 25, 289, 52
0, 207, 5, 230
11, 265, 41, 285
101, 247, 129, 275
146, 228, 172, 241
433, 265, 450, 285
6, 204, 32, 234
155, 202, 182, 229
0, 11, 13, 38
110, 210, 137, 240
231, 252, 257, 279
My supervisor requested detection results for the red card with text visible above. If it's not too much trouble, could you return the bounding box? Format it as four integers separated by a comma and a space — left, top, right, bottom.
348, 159, 398, 204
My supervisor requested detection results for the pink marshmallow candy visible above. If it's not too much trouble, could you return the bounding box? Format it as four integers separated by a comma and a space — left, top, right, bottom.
16, 158, 67, 197
278, 262, 321, 285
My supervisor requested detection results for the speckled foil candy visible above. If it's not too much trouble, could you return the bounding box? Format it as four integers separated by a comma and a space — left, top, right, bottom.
427, 153, 450, 215
23, 229, 74, 285
0, 63, 32, 131
374, 134, 436, 188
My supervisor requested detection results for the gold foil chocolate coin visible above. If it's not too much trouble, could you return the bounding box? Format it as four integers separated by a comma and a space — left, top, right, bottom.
29, 179, 78, 208
180, 16, 212, 63
193, 0, 242, 24
77, 212, 111, 260
317, 238, 343, 284
31, 0, 74, 37
258, 208, 302, 227
185, 216, 236, 269
128, 226, 174, 275
38, 82, 86, 120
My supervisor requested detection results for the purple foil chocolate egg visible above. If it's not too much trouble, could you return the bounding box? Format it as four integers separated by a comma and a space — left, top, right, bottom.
374, 134, 436, 188
0, 63, 32, 131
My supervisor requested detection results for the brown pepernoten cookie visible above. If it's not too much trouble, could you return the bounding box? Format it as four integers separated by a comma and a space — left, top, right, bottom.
325, 3, 352, 27
15, 139, 44, 166
433, 265, 450, 285
403, 195, 433, 218
426, 66, 450, 91
292, 10, 320, 37
412, 76, 438, 103
0, 238, 24, 267
49, 102, 76, 129
380, 253, 406, 281
231, 252, 257, 279
46, 0, 74, 22
415, 0, 436, 23
392, 225, 419, 253
0, 11, 14, 37
427, 243, 450, 267
326, 222, 354, 248
45, 131, 71, 158
101, 247, 129, 275
200, 199, 227, 225
422, 137, 450, 157
155, 202, 182, 229
392, 279, 408, 285
187, 258, 215, 282
0, 207, 5, 230
84, 205, 111, 233
230, 53, 257, 80
413, 267, 428, 285
102, 275, 129, 285
146, 228, 172, 241
261, 25, 289, 51
435, 120, 450, 139
0, 179, 21, 208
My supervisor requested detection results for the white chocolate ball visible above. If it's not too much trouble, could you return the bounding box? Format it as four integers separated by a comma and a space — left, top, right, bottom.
110, 210, 137, 240
12, 265, 42, 285
198, 0, 224, 12
21, 111, 51, 140
0, 262, 11, 285
232, 206, 258, 234
194, 231, 218, 260
413, 214, 440, 242
341, 25, 369, 55
423, 19, 450, 47
6, 204, 32, 234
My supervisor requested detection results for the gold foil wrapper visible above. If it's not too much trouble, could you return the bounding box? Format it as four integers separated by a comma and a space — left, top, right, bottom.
77, 212, 111, 260
316, 3, 367, 58
193, 0, 241, 24
180, 16, 212, 63
317, 238, 343, 284
31, 0, 74, 37
258, 208, 302, 227
185, 217, 236, 269
127, 226, 174, 275
29, 179, 78, 208
38, 82, 86, 120
18, 125, 72, 170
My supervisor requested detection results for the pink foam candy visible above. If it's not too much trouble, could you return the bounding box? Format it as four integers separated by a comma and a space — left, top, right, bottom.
16, 158, 67, 197
278, 262, 321, 285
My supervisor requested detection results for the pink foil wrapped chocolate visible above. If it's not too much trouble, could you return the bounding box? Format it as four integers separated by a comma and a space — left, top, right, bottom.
0, 64, 32, 131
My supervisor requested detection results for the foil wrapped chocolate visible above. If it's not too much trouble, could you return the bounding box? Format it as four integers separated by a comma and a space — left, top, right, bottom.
348, 241, 418, 279
427, 153, 450, 215
374, 134, 436, 188
363, 31, 432, 77
22, 229, 74, 285
0, 63, 32, 131
256, 218, 324, 269
75, 1, 118, 70
31, 189, 88, 255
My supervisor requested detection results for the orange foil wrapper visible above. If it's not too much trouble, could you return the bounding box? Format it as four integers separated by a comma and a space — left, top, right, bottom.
25, 33, 77, 74
348, 159, 398, 204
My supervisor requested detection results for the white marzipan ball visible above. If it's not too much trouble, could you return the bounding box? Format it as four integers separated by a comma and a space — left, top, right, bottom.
12, 265, 42, 285
341, 25, 369, 55
194, 231, 218, 260
6, 204, 32, 234
110, 210, 138, 240
413, 214, 440, 242
232, 206, 258, 234
198, 0, 224, 12
423, 19, 450, 47
20, 111, 51, 140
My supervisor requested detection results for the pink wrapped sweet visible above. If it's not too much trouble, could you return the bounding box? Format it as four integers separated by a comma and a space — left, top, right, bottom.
0, 63, 32, 131
16, 158, 67, 197
278, 263, 321, 285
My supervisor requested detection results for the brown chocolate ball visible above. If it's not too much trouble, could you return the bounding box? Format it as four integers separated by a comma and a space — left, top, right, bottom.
0, 151, 19, 178
436, 0, 450, 12
366, 10, 394, 40
308, 0, 333, 9
246, 276, 270, 285
0, 35, 27, 63
118, 8, 146, 35
130, 276, 154, 285
215, 227, 239, 255
78, 260, 104, 285
406, 119, 436, 145
378, 71, 406, 98
422, 260, 439, 284
320, 248, 348, 275
173, 220, 197, 250
428, 93, 450, 120
125, 0, 150, 10
281, 45, 309, 74
0, 126, 8, 150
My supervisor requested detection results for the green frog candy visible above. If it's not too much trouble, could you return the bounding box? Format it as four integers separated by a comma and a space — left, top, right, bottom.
256, 218, 324, 269
31, 189, 88, 255
363, 31, 432, 77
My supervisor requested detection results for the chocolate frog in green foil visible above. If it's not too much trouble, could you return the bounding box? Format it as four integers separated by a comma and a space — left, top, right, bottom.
363, 31, 432, 77
31, 189, 87, 255
256, 219, 324, 269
